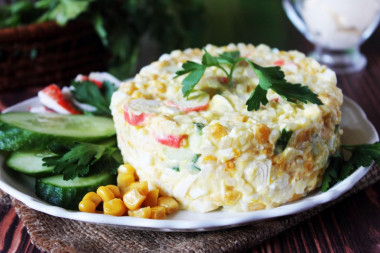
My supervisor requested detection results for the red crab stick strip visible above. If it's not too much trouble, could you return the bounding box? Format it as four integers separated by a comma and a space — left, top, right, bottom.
38, 84, 82, 114
165, 91, 209, 113
124, 99, 160, 126
154, 134, 188, 148
273, 59, 284, 66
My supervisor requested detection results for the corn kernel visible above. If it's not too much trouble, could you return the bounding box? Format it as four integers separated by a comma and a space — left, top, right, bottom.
209, 123, 227, 139
157, 196, 179, 215
226, 160, 235, 170
203, 155, 217, 162
128, 181, 149, 196
79, 199, 97, 213
255, 124, 270, 144
232, 149, 241, 158
117, 173, 135, 190
123, 188, 146, 210
128, 207, 151, 218
142, 189, 159, 207
97, 186, 115, 202
103, 198, 127, 216
125, 164, 137, 177
247, 202, 266, 211
106, 185, 121, 198
150, 206, 166, 219
82, 192, 102, 206
155, 81, 166, 93
224, 186, 242, 205
133, 91, 143, 99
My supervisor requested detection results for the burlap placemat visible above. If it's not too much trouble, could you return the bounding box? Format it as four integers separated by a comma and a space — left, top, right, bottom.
1, 164, 379, 253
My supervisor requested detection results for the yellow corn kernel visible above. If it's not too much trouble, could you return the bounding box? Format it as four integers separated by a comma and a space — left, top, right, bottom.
203, 155, 217, 162
106, 185, 121, 198
247, 202, 266, 211
154, 81, 166, 93
226, 160, 235, 170
232, 149, 241, 158
133, 91, 143, 99
209, 123, 227, 139
255, 124, 270, 144
103, 198, 127, 216
150, 206, 166, 219
142, 189, 159, 207
123, 82, 137, 95
82, 192, 102, 206
123, 188, 146, 210
128, 207, 151, 218
224, 186, 242, 205
125, 164, 137, 177
128, 181, 149, 196
117, 173, 135, 191
79, 199, 97, 213
97, 186, 115, 202
157, 196, 179, 215
181, 137, 189, 148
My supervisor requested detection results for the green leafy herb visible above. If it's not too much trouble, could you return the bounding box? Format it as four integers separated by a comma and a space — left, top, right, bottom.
171, 166, 180, 172
193, 122, 205, 135
321, 152, 343, 192
192, 154, 201, 163
70, 80, 115, 116
42, 142, 123, 180
322, 142, 380, 192
175, 49, 323, 110
334, 124, 340, 134
274, 129, 293, 154
192, 165, 201, 171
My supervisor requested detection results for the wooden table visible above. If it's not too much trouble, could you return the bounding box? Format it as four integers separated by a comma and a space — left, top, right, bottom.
1, 30, 379, 253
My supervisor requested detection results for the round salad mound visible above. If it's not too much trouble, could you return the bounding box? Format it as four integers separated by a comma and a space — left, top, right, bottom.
111, 43, 343, 212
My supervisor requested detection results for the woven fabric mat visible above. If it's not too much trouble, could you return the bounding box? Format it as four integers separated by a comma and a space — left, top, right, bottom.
1, 164, 379, 253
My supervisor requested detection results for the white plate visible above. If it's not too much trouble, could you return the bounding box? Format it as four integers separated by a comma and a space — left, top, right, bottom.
0, 96, 378, 232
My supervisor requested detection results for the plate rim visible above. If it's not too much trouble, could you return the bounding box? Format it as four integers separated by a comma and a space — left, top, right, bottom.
0, 96, 378, 232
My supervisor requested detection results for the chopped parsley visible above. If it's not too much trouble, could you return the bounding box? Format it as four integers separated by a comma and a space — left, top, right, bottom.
274, 129, 293, 154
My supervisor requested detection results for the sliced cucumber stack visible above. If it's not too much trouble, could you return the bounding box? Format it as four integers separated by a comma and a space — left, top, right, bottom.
6, 150, 54, 177
35, 172, 115, 210
0, 112, 116, 151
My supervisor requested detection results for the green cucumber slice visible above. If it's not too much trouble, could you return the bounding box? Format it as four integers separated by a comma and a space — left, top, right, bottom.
6, 150, 54, 177
35, 172, 115, 210
0, 112, 115, 151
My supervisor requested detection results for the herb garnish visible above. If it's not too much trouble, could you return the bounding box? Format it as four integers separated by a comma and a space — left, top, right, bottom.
71, 80, 115, 116
274, 129, 293, 154
193, 122, 206, 135
322, 142, 380, 191
42, 142, 123, 180
175, 49, 323, 111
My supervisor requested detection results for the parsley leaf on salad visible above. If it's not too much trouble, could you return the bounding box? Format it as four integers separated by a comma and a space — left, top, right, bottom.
175, 49, 323, 111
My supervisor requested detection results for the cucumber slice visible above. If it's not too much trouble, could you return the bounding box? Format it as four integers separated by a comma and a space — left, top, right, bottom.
0, 112, 115, 151
35, 172, 115, 210
6, 150, 54, 177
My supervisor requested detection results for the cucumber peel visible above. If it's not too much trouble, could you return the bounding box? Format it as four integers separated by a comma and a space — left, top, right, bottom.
0, 113, 116, 151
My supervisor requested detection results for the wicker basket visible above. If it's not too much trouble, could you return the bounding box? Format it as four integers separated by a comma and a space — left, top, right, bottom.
0, 21, 109, 91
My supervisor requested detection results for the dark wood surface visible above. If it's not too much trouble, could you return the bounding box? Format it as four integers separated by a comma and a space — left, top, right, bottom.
0, 29, 380, 253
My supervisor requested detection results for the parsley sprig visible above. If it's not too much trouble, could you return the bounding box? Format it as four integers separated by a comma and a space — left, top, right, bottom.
175, 49, 323, 111
42, 141, 123, 180
71, 80, 115, 116
321, 142, 380, 192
